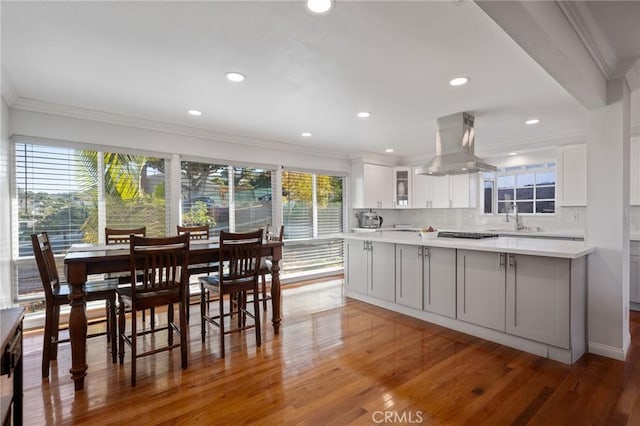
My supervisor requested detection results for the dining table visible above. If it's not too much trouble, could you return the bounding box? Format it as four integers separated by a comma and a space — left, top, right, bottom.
63, 238, 283, 391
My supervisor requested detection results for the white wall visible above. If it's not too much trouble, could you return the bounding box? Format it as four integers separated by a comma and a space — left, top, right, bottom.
0, 99, 12, 308
9, 109, 351, 174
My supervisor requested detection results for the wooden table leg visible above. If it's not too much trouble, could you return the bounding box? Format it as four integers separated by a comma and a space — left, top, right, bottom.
270, 246, 282, 334
65, 264, 88, 391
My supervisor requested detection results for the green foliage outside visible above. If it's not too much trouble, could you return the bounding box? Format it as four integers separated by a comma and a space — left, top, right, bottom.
182, 201, 216, 227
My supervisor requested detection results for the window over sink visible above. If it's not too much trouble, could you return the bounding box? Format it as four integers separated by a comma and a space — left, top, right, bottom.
482, 163, 556, 215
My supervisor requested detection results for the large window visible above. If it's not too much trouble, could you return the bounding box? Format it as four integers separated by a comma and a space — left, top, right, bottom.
483, 163, 556, 215
282, 170, 344, 274
180, 161, 275, 235
14, 141, 167, 302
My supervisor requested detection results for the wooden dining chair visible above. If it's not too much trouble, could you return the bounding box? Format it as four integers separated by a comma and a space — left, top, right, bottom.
256, 225, 284, 310
105, 226, 146, 246
105, 226, 157, 327
177, 224, 218, 322
199, 229, 263, 358
31, 232, 118, 379
117, 234, 190, 386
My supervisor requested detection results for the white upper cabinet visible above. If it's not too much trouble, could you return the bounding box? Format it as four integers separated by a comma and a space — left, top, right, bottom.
393, 167, 412, 208
450, 173, 478, 208
411, 167, 476, 209
352, 163, 394, 209
631, 138, 640, 205
557, 145, 587, 206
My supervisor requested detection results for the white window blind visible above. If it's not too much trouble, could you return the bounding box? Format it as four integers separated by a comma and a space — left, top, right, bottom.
14, 142, 167, 301
233, 166, 274, 232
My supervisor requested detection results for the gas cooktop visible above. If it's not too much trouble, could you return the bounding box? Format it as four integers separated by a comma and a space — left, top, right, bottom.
437, 231, 499, 239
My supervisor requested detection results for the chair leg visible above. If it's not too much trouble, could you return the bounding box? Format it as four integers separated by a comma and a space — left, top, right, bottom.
168, 303, 174, 346
150, 307, 156, 330
42, 303, 55, 378
131, 306, 137, 387
254, 287, 262, 348
109, 297, 117, 363
219, 293, 225, 358
180, 300, 188, 369
51, 305, 60, 361
118, 298, 126, 365
261, 274, 268, 310
200, 283, 206, 343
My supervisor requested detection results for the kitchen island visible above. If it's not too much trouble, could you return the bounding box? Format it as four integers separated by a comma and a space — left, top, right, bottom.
344, 231, 594, 364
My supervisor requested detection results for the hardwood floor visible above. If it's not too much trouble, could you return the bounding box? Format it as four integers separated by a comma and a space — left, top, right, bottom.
19, 277, 640, 425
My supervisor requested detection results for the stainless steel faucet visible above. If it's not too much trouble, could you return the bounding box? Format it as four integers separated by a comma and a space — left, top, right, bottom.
506, 203, 525, 231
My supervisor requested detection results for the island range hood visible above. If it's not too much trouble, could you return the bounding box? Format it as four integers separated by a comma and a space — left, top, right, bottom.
414, 112, 497, 176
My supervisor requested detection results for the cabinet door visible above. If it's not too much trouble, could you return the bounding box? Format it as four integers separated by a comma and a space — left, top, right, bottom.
412, 168, 431, 208
430, 175, 450, 208
450, 174, 477, 208
345, 240, 368, 294
424, 247, 456, 318
558, 145, 587, 206
506, 255, 570, 348
395, 244, 423, 309
369, 241, 396, 302
362, 164, 382, 208
456, 249, 506, 331
393, 167, 411, 208
631, 254, 640, 304
377, 165, 394, 208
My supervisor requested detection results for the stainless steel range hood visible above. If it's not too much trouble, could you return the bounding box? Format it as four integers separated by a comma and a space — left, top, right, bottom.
415, 112, 496, 176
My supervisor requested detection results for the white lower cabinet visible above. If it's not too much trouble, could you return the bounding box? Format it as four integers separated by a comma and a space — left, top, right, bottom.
505, 254, 570, 348
346, 238, 587, 363
345, 240, 369, 295
369, 241, 396, 302
396, 245, 456, 316
345, 239, 395, 302
456, 250, 506, 331
424, 247, 456, 318
395, 244, 423, 309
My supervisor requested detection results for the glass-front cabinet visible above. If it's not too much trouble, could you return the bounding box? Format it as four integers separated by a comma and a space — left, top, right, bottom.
393, 167, 411, 208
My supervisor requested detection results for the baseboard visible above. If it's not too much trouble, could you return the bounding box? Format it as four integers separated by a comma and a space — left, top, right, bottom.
588, 340, 628, 360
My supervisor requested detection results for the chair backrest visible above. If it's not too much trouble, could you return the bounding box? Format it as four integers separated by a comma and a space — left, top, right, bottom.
105, 226, 146, 245
31, 232, 60, 300
129, 234, 190, 297
219, 229, 263, 285
265, 225, 285, 243
177, 224, 210, 240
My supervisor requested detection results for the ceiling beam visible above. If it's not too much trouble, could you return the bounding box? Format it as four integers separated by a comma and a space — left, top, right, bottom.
476, 0, 607, 109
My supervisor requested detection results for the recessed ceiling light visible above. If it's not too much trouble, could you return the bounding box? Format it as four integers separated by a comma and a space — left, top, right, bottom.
461, 167, 467, 171
301, 132, 312, 137
188, 109, 202, 116
357, 112, 371, 118
508, 152, 518, 156
226, 72, 245, 82
307, 0, 332, 14
385, 148, 394, 153
449, 76, 469, 86
526, 118, 540, 125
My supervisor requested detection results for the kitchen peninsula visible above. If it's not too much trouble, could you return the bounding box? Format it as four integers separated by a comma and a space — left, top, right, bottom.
344, 231, 594, 364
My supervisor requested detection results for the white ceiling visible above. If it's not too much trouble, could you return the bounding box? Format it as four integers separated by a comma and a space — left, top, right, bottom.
1, 1, 638, 161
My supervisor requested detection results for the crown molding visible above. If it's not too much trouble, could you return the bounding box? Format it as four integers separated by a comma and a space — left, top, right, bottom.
557, 1, 625, 79
9, 97, 351, 160
1, 66, 18, 105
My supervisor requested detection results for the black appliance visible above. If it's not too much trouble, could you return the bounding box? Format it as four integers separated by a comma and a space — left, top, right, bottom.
437, 231, 499, 239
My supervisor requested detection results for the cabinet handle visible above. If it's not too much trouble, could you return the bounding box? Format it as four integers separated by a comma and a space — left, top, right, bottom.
508, 254, 517, 269
418, 246, 422, 257
424, 247, 430, 257
499, 253, 505, 269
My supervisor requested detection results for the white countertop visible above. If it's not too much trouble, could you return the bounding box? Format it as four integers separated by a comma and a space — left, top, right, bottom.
344, 231, 594, 259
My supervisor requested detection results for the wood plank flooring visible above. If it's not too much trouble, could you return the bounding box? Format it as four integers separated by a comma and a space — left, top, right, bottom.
18, 278, 640, 425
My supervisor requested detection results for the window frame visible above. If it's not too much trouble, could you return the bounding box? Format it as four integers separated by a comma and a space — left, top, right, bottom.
482, 162, 556, 216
